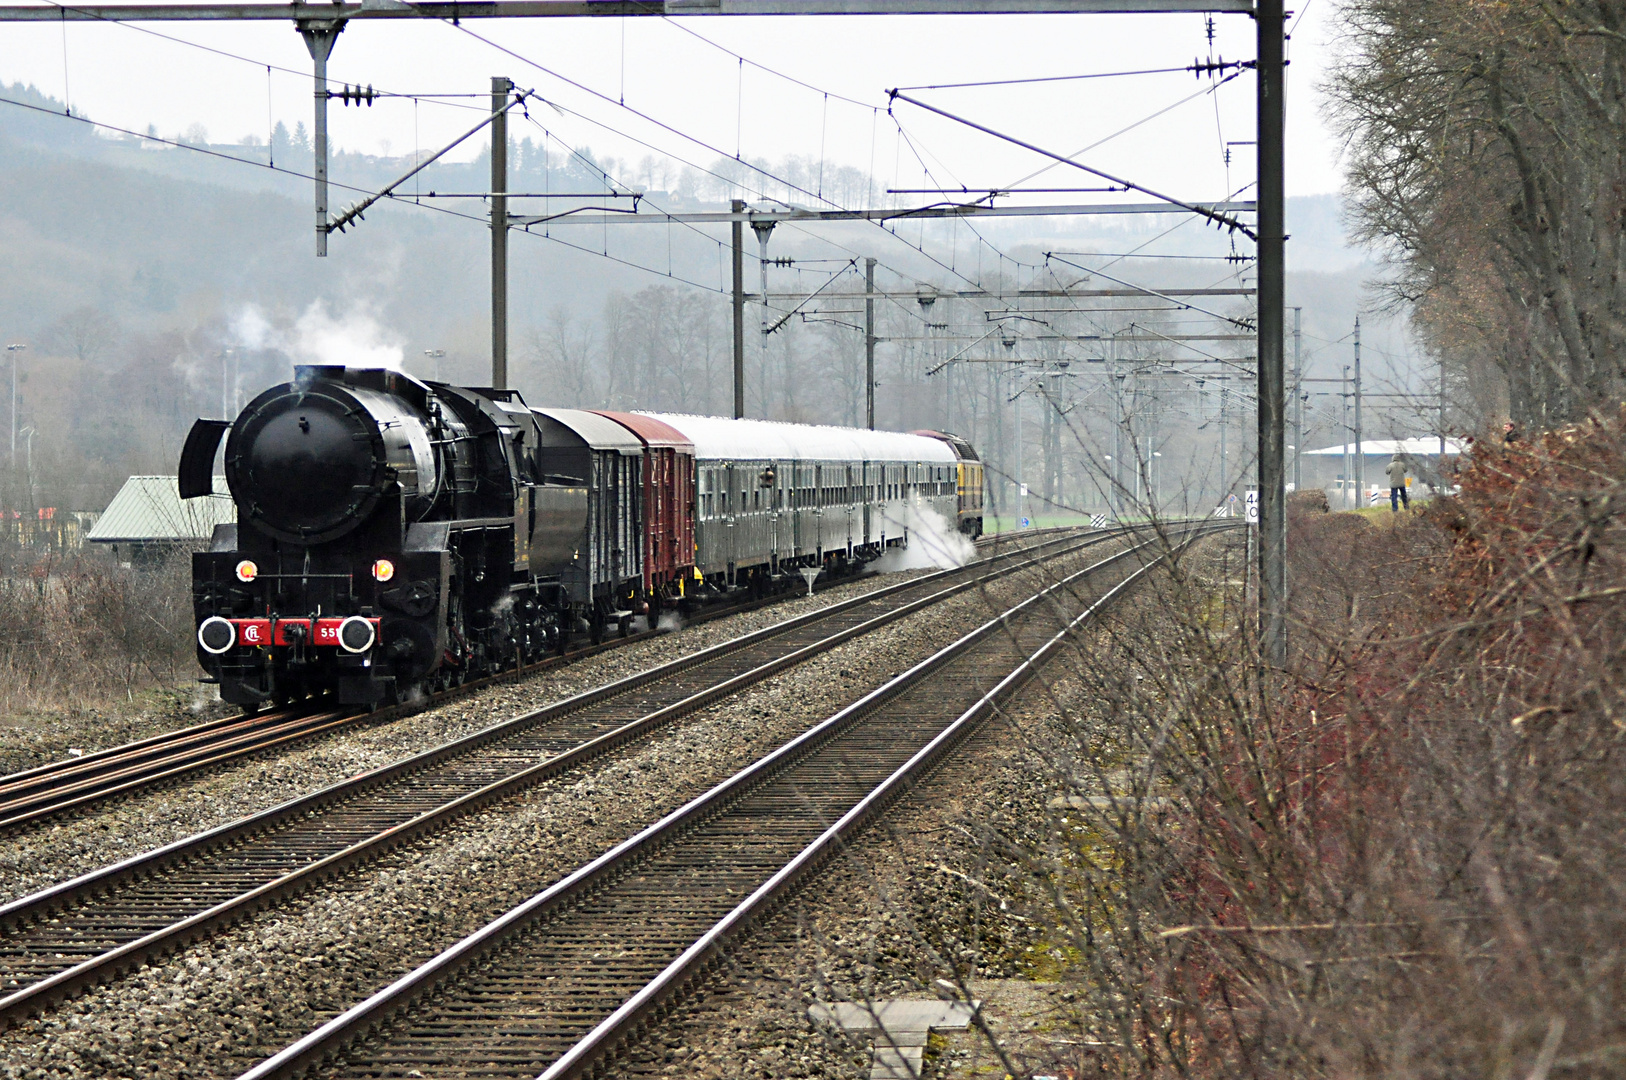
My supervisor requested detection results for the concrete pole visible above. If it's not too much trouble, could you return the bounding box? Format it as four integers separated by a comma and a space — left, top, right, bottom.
1342, 365, 1351, 508
1015, 382, 1026, 524
1352, 315, 1363, 503
864, 257, 876, 429
1292, 306, 1303, 491
1439, 358, 1447, 459
298, 21, 343, 258
490, 76, 511, 390
753, 219, 774, 412
7, 343, 23, 461
731, 199, 745, 419
1255, 0, 1288, 665
1113, 371, 1125, 516
1055, 370, 1064, 510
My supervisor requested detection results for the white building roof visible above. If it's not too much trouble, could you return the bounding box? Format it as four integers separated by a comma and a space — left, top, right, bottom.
1303, 437, 1466, 457
87, 475, 236, 543
639, 413, 958, 464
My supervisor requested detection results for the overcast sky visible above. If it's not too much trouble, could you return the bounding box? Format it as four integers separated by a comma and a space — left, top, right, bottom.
0, 3, 1347, 204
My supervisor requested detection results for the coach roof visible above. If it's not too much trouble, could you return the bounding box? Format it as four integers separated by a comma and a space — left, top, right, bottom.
531, 407, 643, 457
638, 414, 957, 464
591, 411, 695, 451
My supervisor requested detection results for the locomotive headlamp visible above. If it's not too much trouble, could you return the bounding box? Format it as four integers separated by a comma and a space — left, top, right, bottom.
372, 559, 396, 582
235, 560, 259, 583
197, 616, 236, 655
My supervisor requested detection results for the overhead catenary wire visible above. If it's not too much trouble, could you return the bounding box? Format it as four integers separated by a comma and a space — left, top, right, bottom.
887, 114, 1043, 277
889, 89, 1254, 239
451, 21, 861, 218
895, 60, 1251, 92
29, 6, 1248, 364
27, 0, 503, 119
504, 86, 989, 333
1000, 66, 1248, 191
447, 18, 1052, 317
444, 23, 1048, 330
0, 91, 730, 295
515, 109, 733, 276
509, 99, 961, 332
657, 15, 874, 111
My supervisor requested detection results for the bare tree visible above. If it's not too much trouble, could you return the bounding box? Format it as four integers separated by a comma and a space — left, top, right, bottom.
1330, 0, 1626, 427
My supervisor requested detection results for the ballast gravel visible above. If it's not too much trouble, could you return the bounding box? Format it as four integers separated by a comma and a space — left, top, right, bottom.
0, 567, 937, 906
0, 541, 1108, 1080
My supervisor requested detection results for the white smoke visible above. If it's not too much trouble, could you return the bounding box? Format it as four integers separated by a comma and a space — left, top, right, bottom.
291, 301, 404, 370
231, 307, 275, 351
871, 498, 976, 573
227, 301, 405, 371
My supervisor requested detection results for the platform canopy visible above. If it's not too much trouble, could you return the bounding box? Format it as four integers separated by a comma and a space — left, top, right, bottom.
1303, 437, 1466, 458
86, 475, 235, 544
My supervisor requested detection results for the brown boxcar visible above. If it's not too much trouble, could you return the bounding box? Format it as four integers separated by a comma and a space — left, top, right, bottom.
593, 411, 697, 609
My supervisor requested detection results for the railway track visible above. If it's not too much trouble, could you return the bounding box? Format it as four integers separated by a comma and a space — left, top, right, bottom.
0, 527, 1056, 832
239, 521, 1224, 1080
0, 526, 1112, 1025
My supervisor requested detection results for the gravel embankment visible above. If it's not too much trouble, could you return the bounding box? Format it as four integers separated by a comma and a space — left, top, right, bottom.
0, 545, 1106, 1080
0, 568, 934, 906
605, 533, 1238, 1080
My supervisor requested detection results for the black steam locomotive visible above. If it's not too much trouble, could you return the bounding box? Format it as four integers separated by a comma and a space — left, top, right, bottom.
181, 365, 619, 708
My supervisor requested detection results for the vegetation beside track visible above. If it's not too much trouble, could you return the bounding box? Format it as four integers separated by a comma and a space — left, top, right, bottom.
0, 549, 236, 772
950, 414, 1626, 1078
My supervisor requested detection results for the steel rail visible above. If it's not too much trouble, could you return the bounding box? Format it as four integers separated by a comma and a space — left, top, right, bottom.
0, 708, 347, 829
0, 527, 1041, 832
0, 528, 1108, 1025
238, 523, 1223, 1080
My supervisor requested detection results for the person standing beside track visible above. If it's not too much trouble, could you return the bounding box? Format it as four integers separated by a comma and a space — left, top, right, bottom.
1386, 453, 1410, 511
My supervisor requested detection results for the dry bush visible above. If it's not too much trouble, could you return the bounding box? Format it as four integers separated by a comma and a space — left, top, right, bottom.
0, 549, 198, 718
935, 418, 1626, 1078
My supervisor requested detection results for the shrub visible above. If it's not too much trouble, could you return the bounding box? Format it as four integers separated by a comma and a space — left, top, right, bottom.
0, 549, 197, 717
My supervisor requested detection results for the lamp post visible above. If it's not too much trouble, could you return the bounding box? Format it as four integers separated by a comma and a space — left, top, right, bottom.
7, 343, 25, 462
423, 349, 446, 382
19, 425, 34, 511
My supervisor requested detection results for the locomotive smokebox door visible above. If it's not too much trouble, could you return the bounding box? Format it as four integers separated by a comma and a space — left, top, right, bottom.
225, 371, 439, 545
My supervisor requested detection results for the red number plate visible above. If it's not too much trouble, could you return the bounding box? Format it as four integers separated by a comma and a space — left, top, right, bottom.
232, 619, 273, 646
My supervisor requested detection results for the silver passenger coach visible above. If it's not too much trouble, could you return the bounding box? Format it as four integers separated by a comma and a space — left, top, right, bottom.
640, 414, 959, 581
